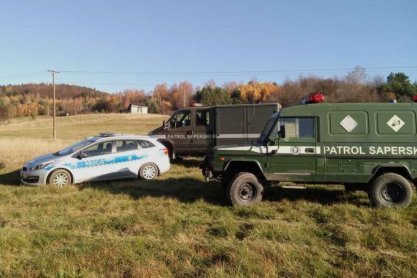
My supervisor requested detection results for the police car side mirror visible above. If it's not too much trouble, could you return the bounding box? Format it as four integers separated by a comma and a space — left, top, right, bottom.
78, 152, 88, 160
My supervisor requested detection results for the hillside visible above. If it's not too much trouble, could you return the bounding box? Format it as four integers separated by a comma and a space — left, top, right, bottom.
0, 114, 416, 276
0, 83, 108, 99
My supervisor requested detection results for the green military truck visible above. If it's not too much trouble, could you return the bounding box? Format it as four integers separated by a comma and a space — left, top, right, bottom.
148, 103, 279, 159
201, 93, 417, 208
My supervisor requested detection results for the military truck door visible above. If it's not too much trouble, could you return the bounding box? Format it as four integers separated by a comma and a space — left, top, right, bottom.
266, 117, 317, 182
166, 109, 192, 154
191, 109, 215, 154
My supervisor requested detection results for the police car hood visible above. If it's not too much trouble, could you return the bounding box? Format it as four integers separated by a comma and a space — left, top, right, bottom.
25, 153, 57, 167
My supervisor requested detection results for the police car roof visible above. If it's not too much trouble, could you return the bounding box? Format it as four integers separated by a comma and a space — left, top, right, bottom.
92, 133, 154, 142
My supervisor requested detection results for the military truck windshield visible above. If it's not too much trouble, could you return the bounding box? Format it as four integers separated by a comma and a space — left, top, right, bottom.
257, 113, 279, 145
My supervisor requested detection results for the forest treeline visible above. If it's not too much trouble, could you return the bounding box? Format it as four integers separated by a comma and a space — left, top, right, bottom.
1, 66, 416, 121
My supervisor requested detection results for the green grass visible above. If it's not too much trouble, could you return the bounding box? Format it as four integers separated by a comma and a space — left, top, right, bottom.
1, 114, 417, 277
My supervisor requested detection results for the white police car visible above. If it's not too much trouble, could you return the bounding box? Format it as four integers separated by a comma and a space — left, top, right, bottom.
21, 133, 170, 186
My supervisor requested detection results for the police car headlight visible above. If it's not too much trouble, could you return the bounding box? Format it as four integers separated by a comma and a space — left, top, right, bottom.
29, 162, 52, 171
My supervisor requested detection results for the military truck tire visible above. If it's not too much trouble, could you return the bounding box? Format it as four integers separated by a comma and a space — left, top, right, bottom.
49, 169, 72, 187
227, 172, 263, 206
368, 173, 413, 208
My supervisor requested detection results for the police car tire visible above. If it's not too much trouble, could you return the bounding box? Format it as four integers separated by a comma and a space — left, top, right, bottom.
227, 172, 263, 206
139, 163, 159, 180
368, 173, 413, 208
49, 169, 72, 187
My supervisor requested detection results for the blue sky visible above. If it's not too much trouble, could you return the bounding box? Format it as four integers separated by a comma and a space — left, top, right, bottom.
0, 0, 416, 93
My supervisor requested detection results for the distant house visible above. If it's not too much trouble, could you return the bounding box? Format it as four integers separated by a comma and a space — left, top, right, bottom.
124, 104, 148, 114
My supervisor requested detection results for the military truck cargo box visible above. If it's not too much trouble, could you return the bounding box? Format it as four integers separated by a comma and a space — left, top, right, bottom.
201, 94, 417, 208
148, 103, 280, 158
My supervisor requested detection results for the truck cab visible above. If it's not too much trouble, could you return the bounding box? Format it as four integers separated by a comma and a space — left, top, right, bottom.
149, 107, 215, 158
149, 104, 279, 159
202, 93, 417, 208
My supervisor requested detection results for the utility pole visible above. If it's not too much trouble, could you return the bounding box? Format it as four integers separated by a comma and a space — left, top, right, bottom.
47, 70, 59, 139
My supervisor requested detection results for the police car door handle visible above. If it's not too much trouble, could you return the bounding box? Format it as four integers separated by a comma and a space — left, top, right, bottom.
305, 147, 315, 153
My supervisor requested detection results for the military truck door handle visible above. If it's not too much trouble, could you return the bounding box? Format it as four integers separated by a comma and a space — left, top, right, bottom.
305, 147, 315, 153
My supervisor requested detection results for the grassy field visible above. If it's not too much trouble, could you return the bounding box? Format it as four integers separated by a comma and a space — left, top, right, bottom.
0, 114, 417, 277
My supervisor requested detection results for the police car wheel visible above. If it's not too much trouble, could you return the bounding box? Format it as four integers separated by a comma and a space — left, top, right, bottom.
49, 169, 72, 187
139, 163, 159, 180
227, 172, 263, 206
368, 173, 413, 208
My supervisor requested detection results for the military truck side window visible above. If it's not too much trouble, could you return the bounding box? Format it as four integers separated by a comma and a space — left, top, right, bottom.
278, 117, 315, 140
196, 110, 210, 126
170, 110, 191, 128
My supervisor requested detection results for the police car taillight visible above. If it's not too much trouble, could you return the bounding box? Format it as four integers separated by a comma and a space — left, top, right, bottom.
160, 148, 169, 156
300, 92, 325, 104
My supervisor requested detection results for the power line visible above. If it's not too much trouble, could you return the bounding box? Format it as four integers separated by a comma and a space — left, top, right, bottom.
57, 66, 417, 76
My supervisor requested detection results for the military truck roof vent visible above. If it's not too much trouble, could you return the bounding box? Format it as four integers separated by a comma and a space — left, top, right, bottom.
300, 92, 325, 104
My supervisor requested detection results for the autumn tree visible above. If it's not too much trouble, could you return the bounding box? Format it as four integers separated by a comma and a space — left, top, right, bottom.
194, 85, 231, 106
382, 72, 417, 98
152, 83, 172, 114
238, 81, 279, 103
171, 81, 193, 108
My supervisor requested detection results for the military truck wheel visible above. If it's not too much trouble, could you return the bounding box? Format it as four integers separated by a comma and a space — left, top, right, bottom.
368, 173, 413, 208
227, 172, 263, 206
49, 169, 72, 187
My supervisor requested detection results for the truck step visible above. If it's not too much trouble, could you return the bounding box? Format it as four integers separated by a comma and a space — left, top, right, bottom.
281, 185, 306, 190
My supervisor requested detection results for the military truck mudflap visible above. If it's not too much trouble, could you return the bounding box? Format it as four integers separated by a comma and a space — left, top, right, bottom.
199, 155, 213, 182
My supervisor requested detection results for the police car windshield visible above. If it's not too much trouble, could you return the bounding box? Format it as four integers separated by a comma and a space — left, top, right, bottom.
54, 138, 98, 156
257, 113, 279, 145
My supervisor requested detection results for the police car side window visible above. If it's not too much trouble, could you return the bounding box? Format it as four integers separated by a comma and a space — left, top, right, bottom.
114, 140, 139, 152
279, 117, 315, 139
82, 142, 113, 157
137, 140, 155, 149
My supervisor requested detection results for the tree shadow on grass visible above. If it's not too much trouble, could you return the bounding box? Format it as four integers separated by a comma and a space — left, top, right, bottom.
78, 178, 370, 207
78, 178, 229, 205
172, 157, 203, 168
264, 185, 370, 207
0, 170, 21, 186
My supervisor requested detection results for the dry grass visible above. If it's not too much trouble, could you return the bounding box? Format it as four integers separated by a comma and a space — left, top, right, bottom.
0, 113, 416, 277
0, 138, 69, 170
